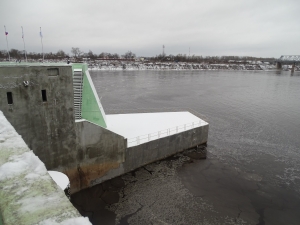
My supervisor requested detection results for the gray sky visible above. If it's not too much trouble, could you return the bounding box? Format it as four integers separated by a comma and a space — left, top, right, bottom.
1, 0, 299, 57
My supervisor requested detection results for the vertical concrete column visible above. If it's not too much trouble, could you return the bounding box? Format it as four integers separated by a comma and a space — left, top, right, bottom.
276, 62, 282, 69
291, 62, 295, 73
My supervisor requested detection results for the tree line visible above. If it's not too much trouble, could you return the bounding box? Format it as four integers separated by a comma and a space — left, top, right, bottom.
0, 47, 274, 63
151, 54, 275, 63
0, 47, 136, 61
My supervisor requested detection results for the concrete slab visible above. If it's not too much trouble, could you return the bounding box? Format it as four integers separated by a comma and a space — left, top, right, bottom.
106, 111, 208, 147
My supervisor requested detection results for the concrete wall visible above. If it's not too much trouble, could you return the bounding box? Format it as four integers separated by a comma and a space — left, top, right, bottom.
64, 120, 126, 193
0, 65, 77, 169
89, 124, 209, 187
0, 111, 91, 225
123, 124, 209, 172
0, 64, 127, 194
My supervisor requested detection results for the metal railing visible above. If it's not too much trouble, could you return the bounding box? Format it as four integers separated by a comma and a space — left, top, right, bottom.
127, 119, 207, 147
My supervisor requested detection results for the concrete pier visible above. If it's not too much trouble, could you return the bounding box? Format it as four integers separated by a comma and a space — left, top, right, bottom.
0, 63, 209, 194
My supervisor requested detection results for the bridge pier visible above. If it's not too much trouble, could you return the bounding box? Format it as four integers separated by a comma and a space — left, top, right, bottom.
277, 56, 300, 71
276, 62, 282, 69
291, 62, 295, 73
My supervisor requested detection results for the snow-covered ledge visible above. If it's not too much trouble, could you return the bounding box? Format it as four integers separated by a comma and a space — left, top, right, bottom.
0, 111, 91, 225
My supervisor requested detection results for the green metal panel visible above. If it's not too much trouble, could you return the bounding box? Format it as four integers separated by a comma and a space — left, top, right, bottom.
72, 63, 107, 128
72, 63, 87, 74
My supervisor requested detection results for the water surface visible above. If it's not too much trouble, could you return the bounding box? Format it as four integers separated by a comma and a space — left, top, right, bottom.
75, 70, 300, 224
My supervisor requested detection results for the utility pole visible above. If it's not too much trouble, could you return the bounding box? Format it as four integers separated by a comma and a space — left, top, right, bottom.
4, 26, 10, 61
21, 26, 27, 62
40, 27, 44, 62
163, 45, 165, 56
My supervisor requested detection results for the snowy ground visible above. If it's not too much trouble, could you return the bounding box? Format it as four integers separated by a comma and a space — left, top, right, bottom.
88, 61, 292, 71
0, 111, 91, 225
106, 112, 208, 147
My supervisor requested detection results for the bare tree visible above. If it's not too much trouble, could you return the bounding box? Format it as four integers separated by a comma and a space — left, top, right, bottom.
71, 47, 82, 58
99, 52, 108, 58
112, 53, 120, 59
56, 49, 66, 58
122, 51, 136, 59
87, 50, 95, 59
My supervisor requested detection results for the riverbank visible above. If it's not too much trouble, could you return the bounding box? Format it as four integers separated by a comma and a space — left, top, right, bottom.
88, 61, 299, 71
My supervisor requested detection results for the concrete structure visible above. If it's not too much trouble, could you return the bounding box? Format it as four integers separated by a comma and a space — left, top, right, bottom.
105, 112, 207, 147
90, 123, 208, 186
0, 63, 77, 169
0, 111, 91, 225
0, 62, 209, 194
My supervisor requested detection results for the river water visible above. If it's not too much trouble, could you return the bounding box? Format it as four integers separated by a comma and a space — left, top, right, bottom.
72, 70, 300, 225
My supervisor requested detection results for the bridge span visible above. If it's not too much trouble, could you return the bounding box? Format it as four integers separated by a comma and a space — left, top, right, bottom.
276, 55, 300, 71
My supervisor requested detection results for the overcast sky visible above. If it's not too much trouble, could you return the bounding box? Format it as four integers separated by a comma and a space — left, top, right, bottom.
1, 0, 299, 57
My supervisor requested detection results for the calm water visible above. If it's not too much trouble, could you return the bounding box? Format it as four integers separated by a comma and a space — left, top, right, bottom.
86, 70, 300, 224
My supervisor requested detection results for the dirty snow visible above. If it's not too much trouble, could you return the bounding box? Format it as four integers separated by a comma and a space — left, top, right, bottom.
0, 111, 91, 225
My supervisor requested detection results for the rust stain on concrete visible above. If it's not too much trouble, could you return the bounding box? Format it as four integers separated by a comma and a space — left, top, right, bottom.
64, 161, 121, 193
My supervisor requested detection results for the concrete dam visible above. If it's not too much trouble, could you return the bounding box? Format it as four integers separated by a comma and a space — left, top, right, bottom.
0, 62, 208, 224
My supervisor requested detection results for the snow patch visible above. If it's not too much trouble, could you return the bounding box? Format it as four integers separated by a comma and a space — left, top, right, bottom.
48, 171, 70, 190
106, 111, 207, 139
38, 217, 91, 225
0, 151, 47, 181
0, 110, 92, 225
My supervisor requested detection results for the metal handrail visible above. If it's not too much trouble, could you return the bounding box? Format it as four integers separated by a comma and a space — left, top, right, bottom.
127, 119, 207, 147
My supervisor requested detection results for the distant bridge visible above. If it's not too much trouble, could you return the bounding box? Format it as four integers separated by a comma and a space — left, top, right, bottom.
276, 55, 300, 70
277, 55, 300, 63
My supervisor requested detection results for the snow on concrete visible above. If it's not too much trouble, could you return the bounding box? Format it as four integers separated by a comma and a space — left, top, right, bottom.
37, 217, 91, 225
0, 113, 29, 166
106, 111, 208, 147
48, 171, 70, 190
0, 111, 91, 225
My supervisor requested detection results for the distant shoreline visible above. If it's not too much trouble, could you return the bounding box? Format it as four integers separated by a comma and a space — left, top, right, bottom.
88, 61, 299, 71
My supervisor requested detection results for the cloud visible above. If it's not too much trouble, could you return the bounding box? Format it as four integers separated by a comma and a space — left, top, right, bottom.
1, 0, 299, 57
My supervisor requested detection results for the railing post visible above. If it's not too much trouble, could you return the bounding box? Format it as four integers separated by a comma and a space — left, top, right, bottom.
148, 134, 151, 141
176, 126, 178, 133
136, 136, 140, 145
184, 124, 186, 130
158, 131, 160, 138
192, 122, 194, 128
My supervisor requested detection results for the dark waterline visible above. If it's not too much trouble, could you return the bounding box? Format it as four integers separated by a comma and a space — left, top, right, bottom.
72, 70, 300, 225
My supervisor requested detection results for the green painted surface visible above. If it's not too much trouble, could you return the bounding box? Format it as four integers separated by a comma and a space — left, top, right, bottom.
72, 63, 107, 128
71, 63, 86, 71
